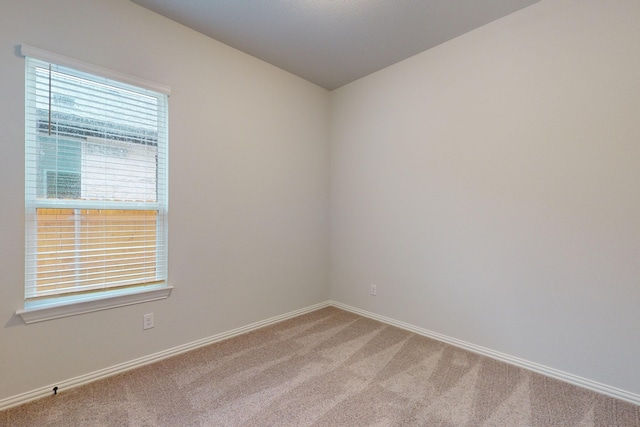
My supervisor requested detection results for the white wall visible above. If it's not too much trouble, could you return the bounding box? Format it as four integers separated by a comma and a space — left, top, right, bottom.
330, 0, 640, 395
0, 0, 329, 401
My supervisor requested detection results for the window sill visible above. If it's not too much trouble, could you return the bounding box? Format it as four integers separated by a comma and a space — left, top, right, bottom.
16, 285, 173, 324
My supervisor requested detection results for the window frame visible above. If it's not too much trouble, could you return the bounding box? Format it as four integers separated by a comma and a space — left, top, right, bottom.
17, 45, 172, 324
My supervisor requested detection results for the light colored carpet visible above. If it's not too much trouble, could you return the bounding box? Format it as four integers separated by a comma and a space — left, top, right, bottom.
2, 307, 639, 426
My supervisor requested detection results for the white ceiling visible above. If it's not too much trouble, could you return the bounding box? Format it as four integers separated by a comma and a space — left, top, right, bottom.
132, 0, 539, 90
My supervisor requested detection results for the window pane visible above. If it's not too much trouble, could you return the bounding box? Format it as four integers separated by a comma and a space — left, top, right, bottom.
82, 138, 158, 202
35, 208, 160, 296
36, 135, 82, 199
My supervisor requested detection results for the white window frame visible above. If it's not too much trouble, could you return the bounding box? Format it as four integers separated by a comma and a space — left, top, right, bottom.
17, 45, 172, 324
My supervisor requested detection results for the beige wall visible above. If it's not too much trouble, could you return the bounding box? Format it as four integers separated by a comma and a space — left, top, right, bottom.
0, 0, 330, 400
330, 0, 640, 394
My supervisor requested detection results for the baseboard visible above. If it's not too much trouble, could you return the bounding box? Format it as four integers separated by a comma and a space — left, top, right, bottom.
4, 299, 638, 412
0, 301, 331, 412
329, 300, 640, 407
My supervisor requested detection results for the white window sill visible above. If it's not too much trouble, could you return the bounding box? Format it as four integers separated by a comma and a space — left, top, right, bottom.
16, 285, 173, 324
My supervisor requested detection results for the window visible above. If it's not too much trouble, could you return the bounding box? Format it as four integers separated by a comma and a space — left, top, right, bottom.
18, 45, 171, 323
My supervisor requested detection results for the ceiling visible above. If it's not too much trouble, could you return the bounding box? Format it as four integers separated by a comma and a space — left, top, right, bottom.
132, 0, 540, 90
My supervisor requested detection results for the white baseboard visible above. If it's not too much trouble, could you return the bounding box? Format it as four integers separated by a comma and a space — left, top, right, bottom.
3, 299, 638, 412
0, 301, 331, 412
329, 300, 640, 407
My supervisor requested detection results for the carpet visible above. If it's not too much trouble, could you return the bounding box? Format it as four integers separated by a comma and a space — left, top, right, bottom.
2, 307, 639, 426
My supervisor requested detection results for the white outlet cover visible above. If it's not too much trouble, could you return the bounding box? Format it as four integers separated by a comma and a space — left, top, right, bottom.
143, 313, 154, 330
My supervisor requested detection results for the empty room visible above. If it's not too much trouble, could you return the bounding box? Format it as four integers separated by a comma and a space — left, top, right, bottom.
1, 0, 639, 425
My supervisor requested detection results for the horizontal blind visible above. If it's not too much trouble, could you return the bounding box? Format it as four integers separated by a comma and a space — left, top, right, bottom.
24, 55, 168, 300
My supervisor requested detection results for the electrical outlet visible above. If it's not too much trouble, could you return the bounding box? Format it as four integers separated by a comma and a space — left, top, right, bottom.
143, 313, 154, 330
370, 284, 377, 296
